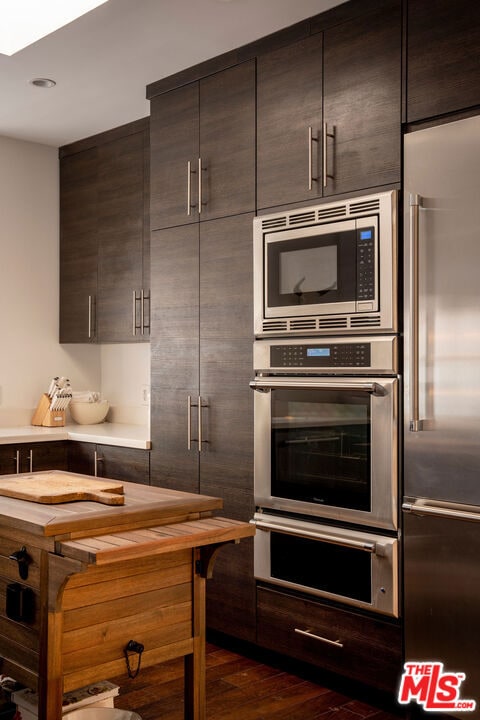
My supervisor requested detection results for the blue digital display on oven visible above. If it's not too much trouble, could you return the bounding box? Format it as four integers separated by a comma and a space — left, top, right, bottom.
360, 230, 372, 240
307, 348, 331, 357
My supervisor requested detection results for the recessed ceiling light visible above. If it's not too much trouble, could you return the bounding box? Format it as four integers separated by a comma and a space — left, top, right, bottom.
0, 0, 109, 56
30, 78, 56, 88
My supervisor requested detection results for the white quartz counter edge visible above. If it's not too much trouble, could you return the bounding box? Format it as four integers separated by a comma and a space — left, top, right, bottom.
0, 423, 151, 450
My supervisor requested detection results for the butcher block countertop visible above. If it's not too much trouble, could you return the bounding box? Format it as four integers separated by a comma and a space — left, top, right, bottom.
0, 470, 223, 538
0, 471, 254, 720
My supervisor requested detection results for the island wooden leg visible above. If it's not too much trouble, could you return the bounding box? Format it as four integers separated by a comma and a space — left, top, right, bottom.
184, 549, 206, 720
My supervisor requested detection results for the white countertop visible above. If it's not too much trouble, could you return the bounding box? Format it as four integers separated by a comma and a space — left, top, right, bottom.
0, 423, 151, 450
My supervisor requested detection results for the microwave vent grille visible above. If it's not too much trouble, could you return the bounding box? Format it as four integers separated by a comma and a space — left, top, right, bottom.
262, 216, 287, 230
317, 205, 347, 220
290, 319, 317, 330
318, 317, 348, 330
262, 320, 288, 333
349, 199, 380, 215
350, 315, 381, 327
289, 211, 316, 225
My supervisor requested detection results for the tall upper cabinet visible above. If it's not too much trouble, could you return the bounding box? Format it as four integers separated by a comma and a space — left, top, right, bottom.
150, 61, 255, 230
256, 0, 402, 210
406, 0, 480, 122
59, 119, 150, 343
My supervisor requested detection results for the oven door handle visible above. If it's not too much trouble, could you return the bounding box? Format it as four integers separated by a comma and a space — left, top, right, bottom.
253, 518, 376, 553
249, 379, 386, 396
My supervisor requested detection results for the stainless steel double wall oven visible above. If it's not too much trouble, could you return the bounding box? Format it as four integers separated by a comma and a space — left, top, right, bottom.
251, 191, 400, 618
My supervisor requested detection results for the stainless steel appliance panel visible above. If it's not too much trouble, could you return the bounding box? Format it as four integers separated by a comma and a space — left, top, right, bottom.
403, 501, 480, 712
403, 114, 480, 716
253, 512, 399, 617
404, 115, 480, 504
252, 374, 398, 530
254, 190, 397, 337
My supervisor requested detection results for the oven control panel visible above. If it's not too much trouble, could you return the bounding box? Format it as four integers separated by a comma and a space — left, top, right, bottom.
270, 342, 371, 368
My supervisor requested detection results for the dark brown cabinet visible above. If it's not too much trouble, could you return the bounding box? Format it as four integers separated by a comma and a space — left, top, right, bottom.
60, 121, 149, 344
150, 61, 255, 230
60, 147, 98, 343
0, 442, 69, 475
257, 586, 402, 693
406, 0, 480, 122
256, 1, 401, 209
150, 212, 255, 641
68, 442, 150, 484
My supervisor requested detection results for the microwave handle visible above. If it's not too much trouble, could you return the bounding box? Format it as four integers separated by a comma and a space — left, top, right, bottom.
249, 379, 386, 396
253, 518, 376, 553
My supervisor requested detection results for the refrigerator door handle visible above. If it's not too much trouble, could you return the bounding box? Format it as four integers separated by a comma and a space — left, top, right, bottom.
409, 193, 423, 432
403, 500, 480, 523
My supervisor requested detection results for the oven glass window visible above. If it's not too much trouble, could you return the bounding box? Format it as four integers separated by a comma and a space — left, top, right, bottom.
270, 531, 371, 603
266, 229, 357, 308
271, 388, 371, 511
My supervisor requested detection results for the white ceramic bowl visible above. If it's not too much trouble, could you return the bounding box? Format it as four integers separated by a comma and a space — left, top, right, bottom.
69, 400, 109, 425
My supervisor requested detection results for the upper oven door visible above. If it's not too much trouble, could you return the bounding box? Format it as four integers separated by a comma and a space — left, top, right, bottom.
262, 217, 378, 319
251, 376, 398, 531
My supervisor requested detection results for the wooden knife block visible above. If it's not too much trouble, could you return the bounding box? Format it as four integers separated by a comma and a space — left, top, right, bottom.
31, 394, 66, 427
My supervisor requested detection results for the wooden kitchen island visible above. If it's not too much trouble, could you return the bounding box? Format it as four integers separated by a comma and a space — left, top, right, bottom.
0, 471, 254, 720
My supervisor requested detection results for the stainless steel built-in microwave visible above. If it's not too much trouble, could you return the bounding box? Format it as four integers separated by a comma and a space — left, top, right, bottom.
253, 190, 397, 337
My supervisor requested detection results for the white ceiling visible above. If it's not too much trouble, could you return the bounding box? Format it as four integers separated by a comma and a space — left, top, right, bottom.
0, 0, 347, 148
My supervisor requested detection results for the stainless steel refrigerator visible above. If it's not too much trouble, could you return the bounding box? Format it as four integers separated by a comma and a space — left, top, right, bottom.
403, 115, 480, 714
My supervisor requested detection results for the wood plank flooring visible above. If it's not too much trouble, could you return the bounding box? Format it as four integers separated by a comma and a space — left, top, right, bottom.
111, 642, 404, 720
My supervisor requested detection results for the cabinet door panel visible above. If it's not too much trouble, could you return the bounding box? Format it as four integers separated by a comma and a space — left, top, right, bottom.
26, 442, 69, 473
96, 445, 150, 485
407, 0, 480, 121
97, 131, 146, 342
0, 446, 20, 475
257, 34, 323, 210
199, 61, 255, 220
150, 225, 200, 493
150, 84, 199, 230
199, 214, 253, 490
323, 0, 401, 196
60, 149, 98, 343
257, 587, 401, 692
68, 442, 95, 476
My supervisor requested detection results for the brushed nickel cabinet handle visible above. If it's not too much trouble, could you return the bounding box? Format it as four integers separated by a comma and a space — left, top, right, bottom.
295, 628, 344, 648
187, 160, 192, 215
198, 157, 203, 215
28, 450, 33, 473
142, 289, 150, 335
409, 194, 423, 432
132, 290, 137, 336
14, 450, 20, 474
197, 396, 209, 453
141, 289, 145, 335
187, 395, 193, 450
323, 122, 335, 188
88, 295, 93, 339
94, 450, 104, 477
308, 126, 318, 190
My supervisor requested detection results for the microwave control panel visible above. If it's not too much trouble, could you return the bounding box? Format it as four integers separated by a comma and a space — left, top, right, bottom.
270, 342, 371, 368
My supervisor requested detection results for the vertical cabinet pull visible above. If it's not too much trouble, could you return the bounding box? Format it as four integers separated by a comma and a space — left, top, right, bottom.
409, 193, 423, 432
94, 450, 104, 477
132, 290, 137, 336
88, 295, 96, 339
132, 290, 150, 336
187, 395, 209, 452
187, 160, 192, 216
13, 450, 20, 474
308, 126, 318, 190
28, 450, 33, 473
198, 157, 203, 214
323, 122, 335, 188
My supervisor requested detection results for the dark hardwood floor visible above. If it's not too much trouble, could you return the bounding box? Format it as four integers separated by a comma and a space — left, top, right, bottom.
111, 642, 404, 720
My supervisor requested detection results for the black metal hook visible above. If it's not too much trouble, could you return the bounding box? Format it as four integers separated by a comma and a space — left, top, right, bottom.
9, 546, 32, 581
124, 640, 144, 679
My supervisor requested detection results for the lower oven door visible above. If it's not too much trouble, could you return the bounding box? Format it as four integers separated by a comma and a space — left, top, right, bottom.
253, 513, 399, 617
251, 375, 398, 530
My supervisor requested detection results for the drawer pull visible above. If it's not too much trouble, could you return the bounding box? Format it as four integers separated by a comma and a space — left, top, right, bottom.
294, 627, 344, 648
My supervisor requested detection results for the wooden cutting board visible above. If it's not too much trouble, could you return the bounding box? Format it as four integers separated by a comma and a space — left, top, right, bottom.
0, 471, 125, 505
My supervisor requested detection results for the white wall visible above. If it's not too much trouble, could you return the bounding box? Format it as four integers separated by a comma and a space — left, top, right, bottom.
0, 134, 150, 427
